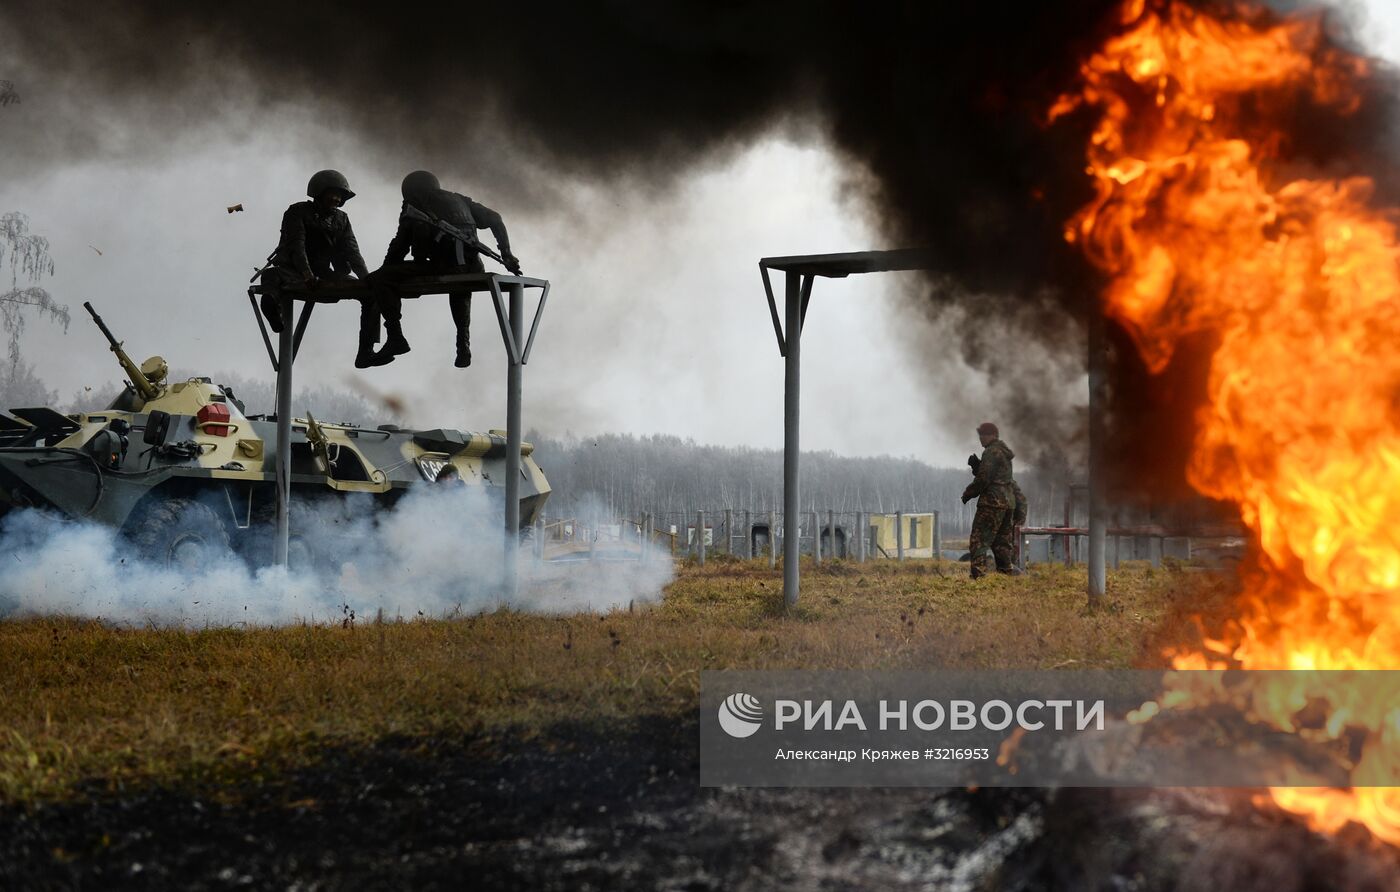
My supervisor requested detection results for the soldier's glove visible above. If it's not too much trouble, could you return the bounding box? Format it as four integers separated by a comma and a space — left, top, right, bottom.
502, 252, 522, 276
967, 454, 981, 473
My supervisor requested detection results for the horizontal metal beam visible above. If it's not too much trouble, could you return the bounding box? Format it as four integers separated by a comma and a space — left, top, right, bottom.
247, 272, 549, 303
759, 248, 937, 278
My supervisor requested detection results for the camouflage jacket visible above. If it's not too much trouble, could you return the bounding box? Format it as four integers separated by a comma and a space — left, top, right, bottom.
1011, 480, 1028, 526
385, 190, 511, 269
274, 201, 370, 280
962, 439, 1015, 510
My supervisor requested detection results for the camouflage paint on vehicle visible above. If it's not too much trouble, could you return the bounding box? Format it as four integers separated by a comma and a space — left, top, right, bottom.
0, 349, 550, 564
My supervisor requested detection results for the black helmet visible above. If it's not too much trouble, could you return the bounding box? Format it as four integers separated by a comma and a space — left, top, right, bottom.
401, 170, 440, 202
307, 169, 355, 202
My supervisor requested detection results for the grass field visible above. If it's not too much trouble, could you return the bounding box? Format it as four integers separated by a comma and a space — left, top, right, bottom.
0, 557, 1234, 802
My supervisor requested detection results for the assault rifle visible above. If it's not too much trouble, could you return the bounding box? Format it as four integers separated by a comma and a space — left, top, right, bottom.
401, 203, 520, 274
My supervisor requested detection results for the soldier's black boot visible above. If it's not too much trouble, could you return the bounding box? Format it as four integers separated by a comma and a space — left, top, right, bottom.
454, 332, 471, 368
369, 320, 410, 366
354, 333, 390, 369
451, 293, 471, 368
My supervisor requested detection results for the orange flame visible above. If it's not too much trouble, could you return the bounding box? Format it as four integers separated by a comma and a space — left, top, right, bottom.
1060, 0, 1400, 842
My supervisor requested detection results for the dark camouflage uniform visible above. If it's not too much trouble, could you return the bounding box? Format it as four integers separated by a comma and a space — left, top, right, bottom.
962, 439, 1015, 577
275, 201, 370, 281
368, 190, 513, 352
259, 201, 372, 335
995, 480, 1028, 572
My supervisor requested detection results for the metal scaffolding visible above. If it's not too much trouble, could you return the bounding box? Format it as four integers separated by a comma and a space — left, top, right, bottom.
246, 272, 549, 600
759, 250, 933, 607
758, 249, 1107, 607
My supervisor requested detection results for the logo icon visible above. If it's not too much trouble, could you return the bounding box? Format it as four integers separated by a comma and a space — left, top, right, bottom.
718, 692, 764, 738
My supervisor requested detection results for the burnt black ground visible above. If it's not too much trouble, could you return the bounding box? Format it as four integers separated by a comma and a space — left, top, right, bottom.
3, 716, 1398, 891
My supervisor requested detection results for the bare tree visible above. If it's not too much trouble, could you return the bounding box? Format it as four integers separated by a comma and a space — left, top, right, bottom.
2, 86, 69, 371
1, 213, 68, 372
523, 429, 1070, 533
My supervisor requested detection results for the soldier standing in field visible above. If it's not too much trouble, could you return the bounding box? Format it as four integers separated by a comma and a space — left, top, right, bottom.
994, 479, 1028, 575
362, 170, 522, 368
961, 422, 1016, 579
257, 170, 378, 367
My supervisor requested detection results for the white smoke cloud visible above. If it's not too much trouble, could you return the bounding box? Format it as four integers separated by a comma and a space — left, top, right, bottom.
0, 484, 674, 626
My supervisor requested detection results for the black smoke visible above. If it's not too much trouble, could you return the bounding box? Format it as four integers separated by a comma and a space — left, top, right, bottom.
0, 0, 1120, 271
2, 0, 1394, 492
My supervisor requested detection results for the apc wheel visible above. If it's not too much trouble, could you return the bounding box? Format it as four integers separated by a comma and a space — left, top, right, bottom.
284, 501, 332, 573
241, 499, 334, 572
129, 498, 232, 570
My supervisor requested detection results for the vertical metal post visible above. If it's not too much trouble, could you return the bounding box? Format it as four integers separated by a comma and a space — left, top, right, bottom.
828, 508, 836, 559
1112, 535, 1121, 570
641, 512, 650, 564
504, 283, 524, 601
725, 508, 733, 556
273, 294, 294, 567
896, 510, 905, 562
1088, 309, 1107, 604
745, 510, 753, 559
1063, 492, 1074, 568
812, 510, 821, 563
769, 510, 777, 570
856, 511, 866, 563
782, 272, 802, 606
933, 510, 942, 561
697, 510, 706, 566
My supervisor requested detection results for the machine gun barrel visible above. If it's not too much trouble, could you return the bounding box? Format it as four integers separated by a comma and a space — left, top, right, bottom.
83, 301, 159, 401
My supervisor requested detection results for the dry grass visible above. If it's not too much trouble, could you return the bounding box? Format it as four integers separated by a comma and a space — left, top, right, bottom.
0, 558, 1233, 801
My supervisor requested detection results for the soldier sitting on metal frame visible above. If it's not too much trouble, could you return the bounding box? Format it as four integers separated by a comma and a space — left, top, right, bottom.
363, 170, 522, 369
258, 170, 379, 368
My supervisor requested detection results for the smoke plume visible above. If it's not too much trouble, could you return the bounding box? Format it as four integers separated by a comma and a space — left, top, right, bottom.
2, 0, 1394, 491
0, 485, 673, 625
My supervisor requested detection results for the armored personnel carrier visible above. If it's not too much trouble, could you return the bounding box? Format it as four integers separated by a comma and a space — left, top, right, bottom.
0, 304, 550, 568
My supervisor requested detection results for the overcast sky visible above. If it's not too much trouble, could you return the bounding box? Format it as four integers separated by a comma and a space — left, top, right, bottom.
0, 106, 972, 462
2, 0, 1395, 468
